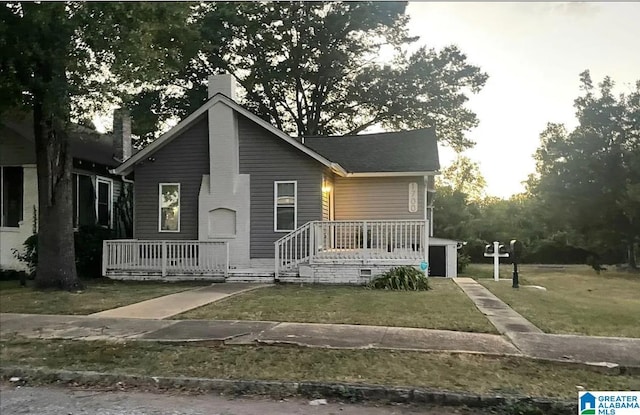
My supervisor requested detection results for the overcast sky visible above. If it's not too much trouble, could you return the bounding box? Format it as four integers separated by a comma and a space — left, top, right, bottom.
405, 2, 640, 198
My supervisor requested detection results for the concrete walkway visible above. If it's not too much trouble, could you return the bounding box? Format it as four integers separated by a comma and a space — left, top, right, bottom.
2, 313, 639, 370
453, 278, 542, 337
90, 283, 268, 319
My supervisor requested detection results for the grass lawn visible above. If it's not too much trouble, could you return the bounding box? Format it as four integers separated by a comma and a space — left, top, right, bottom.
176, 279, 497, 333
0, 279, 208, 315
1, 338, 638, 399
465, 264, 640, 338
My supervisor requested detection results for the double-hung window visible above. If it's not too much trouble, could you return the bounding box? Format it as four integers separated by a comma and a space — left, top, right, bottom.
72, 174, 112, 228
274, 181, 296, 232
159, 183, 180, 232
1, 166, 23, 228
96, 177, 113, 228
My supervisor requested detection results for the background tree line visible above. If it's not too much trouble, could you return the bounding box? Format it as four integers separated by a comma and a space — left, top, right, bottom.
436, 72, 639, 270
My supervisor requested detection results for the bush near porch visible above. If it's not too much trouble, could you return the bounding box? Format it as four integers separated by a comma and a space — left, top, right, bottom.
465, 264, 640, 338
176, 279, 497, 333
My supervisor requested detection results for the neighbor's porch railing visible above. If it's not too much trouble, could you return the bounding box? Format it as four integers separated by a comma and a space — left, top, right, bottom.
275, 220, 428, 276
102, 240, 229, 277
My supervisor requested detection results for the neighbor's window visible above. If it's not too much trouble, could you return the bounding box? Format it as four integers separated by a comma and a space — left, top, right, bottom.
96, 177, 112, 228
159, 183, 180, 232
274, 181, 296, 232
73, 173, 96, 227
1, 166, 23, 227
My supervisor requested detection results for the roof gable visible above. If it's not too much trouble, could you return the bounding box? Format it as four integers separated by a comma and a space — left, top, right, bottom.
112, 94, 346, 176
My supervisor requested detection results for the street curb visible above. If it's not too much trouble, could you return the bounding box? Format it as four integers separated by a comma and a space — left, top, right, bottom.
1, 366, 575, 414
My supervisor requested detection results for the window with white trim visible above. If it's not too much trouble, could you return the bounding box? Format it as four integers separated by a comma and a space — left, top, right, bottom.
159, 183, 180, 232
274, 181, 296, 232
96, 177, 113, 228
1, 166, 23, 228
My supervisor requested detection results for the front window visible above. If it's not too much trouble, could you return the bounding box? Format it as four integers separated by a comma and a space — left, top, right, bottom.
159, 183, 180, 232
1, 166, 23, 227
274, 181, 296, 232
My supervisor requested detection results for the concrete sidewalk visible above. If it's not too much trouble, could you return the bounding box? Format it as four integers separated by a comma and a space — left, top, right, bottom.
2, 313, 639, 370
453, 278, 542, 337
90, 283, 268, 319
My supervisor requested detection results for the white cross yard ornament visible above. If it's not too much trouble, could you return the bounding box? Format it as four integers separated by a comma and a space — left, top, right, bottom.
484, 241, 510, 281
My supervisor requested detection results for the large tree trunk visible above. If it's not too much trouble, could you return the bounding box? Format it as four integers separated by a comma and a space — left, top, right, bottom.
32, 100, 83, 291
629, 242, 638, 269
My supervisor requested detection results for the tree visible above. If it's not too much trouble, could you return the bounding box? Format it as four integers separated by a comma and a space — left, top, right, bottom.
438, 155, 487, 201
0, 2, 195, 289
127, 2, 488, 151
530, 71, 640, 268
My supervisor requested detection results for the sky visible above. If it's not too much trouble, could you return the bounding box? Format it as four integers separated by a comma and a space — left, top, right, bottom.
404, 2, 640, 198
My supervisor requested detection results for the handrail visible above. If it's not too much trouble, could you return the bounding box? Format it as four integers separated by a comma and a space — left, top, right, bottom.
275, 219, 428, 277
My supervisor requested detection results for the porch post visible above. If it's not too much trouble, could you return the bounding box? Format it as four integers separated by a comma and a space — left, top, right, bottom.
362, 221, 368, 251
424, 219, 429, 271
101, 240, 108, 277
225, 242, 229, 278
161, 241, 167, 277
274, 243, 279, 278
308, 222, 315, 263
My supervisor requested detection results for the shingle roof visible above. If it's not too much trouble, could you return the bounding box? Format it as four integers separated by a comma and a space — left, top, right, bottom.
304, 128, 440, 173
1, 115, 121, 167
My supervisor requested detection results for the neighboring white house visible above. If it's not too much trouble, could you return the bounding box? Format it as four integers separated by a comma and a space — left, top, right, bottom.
0, 112, 132, 271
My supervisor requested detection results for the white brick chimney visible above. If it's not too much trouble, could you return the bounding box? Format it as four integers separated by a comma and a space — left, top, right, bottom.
208, 73, 238, 101
199, 74, 250, 267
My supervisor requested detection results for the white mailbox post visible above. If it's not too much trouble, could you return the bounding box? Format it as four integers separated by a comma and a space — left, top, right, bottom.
483, 241, 510, 281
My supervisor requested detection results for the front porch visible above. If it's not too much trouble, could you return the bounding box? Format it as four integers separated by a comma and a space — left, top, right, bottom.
102, 220, 439, 282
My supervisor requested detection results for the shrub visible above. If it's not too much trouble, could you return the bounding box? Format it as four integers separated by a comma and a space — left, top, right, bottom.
12, 234, 38, 275
457, 252, 471, 273
368, 266, 430, 291
0, 268, 32, 283
14, 225, 114, 279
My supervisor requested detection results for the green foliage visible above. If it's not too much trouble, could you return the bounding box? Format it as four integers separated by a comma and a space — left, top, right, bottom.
14, 225, 114, 279
74, 225, 115, 278
528, 71, 640, 268
438, 155, 487, 201
0, 268, 32, 282
457, 252, 471, 273
126, 2, 488, 151
368, 266, 430, 291
114, 182, 133, 238
12, 234, 38, 275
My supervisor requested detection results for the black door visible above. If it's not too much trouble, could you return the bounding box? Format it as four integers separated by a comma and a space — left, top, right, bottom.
428, 246, 446, 277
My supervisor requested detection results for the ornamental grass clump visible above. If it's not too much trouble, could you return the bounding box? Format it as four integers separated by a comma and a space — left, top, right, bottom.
368, 266, 431, 291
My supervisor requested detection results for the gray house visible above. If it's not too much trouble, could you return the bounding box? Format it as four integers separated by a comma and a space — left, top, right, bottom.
103, 75, 458, 283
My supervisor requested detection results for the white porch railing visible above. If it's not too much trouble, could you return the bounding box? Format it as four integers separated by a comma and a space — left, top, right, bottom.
102, 240, 229, 277
275, 220, 428, 276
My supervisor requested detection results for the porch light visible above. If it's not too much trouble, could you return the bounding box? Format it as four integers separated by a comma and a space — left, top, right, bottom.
322, 185, 332, 193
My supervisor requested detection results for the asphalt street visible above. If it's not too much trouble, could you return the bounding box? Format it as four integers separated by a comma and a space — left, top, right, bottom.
0, 385, 483, 415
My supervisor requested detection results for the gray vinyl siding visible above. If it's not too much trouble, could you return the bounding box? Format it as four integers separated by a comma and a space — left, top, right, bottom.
238, 115, 324, 258
0, 128, 35, 165
334, 176, 425, 220
133, 116, 209, 239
